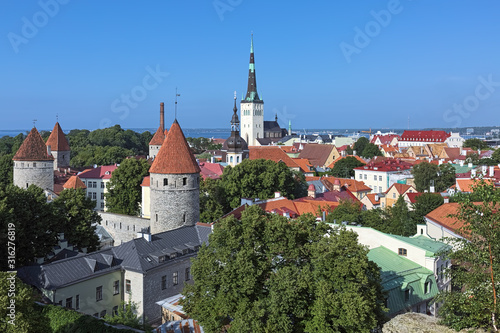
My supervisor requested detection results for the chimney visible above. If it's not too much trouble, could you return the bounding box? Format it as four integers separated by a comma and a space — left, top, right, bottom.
307, 184, 316, 198
471, 169, 476, 178
490, 166, 496, 177
160, 102, 165, 132
444, 197, 450, 204
274, 192, 281, 198
468, 162, 473, 168
333, 179, 341, 191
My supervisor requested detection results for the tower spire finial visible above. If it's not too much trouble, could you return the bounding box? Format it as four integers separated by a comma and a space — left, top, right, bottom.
33, 119, 37, 128
174, 88, 180, 120
244, 33, 260, 102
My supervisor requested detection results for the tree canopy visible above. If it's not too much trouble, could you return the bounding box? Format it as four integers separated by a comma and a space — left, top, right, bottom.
221, 159, 307, 209
329, 156, 365, 178
411, 162, 455, 193
463, 138, 489, 151
360, 143, 383, 159
105, 158, 150, 216
436, 179, 500, 331
199, 177, 227, 223
182, 205, 387, 332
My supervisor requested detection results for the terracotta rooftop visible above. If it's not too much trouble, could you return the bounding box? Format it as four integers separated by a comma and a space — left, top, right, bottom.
149, 126, 166, 146
425, 203, 466, 234
249, 146, 299, 169
150, 120, 201, 174
46, 122, 70, 151
387, 183, 413, 195
141, 176, 150, 187
292, 158, 313, 173
78, 164, 118, 180
370, 134, 399, 145
13, 127, 54, 161
63, 175, 87, 190
365, 193, 381, 205
322, 176, 371, 193
354, 158, 413, 172
400, 130, 450, 142
405, 192, 423, 204
199, 162, 224, 180
327, 155, 366, 169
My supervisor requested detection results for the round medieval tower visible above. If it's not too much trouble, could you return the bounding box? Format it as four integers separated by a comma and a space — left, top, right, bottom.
13, 127, 54, 191
149, 119, 200, 234
45, 122, 70, 170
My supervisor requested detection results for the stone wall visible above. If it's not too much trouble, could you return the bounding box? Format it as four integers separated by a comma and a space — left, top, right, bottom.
99, 212, 150, 245
13, 160, 54, 191
150, 173, 200, 234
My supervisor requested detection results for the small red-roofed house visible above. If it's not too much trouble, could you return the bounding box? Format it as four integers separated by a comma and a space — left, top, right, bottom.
354, 158, 413, 194
199, 162, 224, 180
292, 158, 315, 176
78, 164, 118, 211
370, 134, 399, 147
249, 146, 300, 171
361, 193, 382, 210
321, 176, 371, 200
63, 175, 87, 190
383, 183, 417, 208
424, 203, 467, 241
298, 143, 340, 169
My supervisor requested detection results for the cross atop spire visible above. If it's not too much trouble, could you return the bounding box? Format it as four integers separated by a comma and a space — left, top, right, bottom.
243, 34, 261, 102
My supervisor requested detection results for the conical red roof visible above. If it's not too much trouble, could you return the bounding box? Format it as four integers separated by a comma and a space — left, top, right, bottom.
149, 126, 166, 145
63, 176, 86, 189
13, 128, 54, 161
149, 120, 200, 174
46, 122, 70, 151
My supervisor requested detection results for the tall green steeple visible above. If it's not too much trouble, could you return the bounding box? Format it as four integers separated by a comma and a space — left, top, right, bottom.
243, 34, 261, 102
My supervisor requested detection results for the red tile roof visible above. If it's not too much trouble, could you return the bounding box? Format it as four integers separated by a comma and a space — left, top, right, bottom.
405, 192, 423, 204
292, 158, 313, 173
387, 183, 413, 195
13, 127, 54, 161
365, 193, 381, 205
199, 162, 224, 180
370, 134, 399, 145
322, 176, 371, 193
141, 175, 150, 187
46, 122, 70, 151
78, 164, 118, 179
149, 126, 166, 145
249, 146, 299, 169
327, 155, 366, 169
354, 158, 413, 172
400, 130, 450, 142
150, 120, 201, 174
425, 203, 466, 234
63, 176, 87, 190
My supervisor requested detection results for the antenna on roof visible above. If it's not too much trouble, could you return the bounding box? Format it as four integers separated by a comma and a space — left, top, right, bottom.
174, 87, 181, 119
33, 119, 37, 128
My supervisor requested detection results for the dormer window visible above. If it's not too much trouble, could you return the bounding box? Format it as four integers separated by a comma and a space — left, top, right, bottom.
398, 248, 407, 256
424, 281, 431, 294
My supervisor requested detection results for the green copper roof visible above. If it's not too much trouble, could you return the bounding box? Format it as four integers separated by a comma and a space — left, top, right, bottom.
369, 246, 438, 315
450, 163, 475, 174
250, 33, 254, 53
389, 235, 449, 256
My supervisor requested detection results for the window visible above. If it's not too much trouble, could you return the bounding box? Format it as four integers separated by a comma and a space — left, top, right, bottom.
364, 174, 367, 180
161, 275, 167, 290
33, 162, 37, 167
379, 186, 383, 193
66, 297, 72, 308
93, 181, 97, 188
101, 202, 105, 209
164, 178, 168, 186
230, 156, 233, 163
170, 253, 177, 259
173, 271, 178, 286
113, 306, 118, 316
113, 280, 119, 295
101, 182, 105, 188
183, 177, 187, 186
185, 267, 191, 281
92, 192, 97, 200
398, 248, 407, 256
75, 295, 79, 310
101, 193, 104, 200
96, 286, 103, 301
126, 279, 131, 293
379, 176, 382, 181
359, 174, 362, 180
374, 175, 377, 181
393, 193, 396, 199
424, 281, 431, 294
404, 289, 410, 301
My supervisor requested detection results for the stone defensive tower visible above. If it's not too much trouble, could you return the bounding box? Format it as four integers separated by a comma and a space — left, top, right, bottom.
149, 102, 167, 159
149, 120, 200, 234
13, 127, 54, 191
45, 122, 70, 170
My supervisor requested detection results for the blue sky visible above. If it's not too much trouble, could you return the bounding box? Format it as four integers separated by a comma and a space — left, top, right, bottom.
2, 1, 500, 131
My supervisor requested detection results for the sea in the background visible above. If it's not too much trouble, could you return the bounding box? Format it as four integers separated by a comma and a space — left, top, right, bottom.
0, 128, 233, 139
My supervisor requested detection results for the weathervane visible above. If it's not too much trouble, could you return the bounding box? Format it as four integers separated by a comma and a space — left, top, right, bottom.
175, 87, 181, 119
33, 119, 37, 128
56, 113, 59, 122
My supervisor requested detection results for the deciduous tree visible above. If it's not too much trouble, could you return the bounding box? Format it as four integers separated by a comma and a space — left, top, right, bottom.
105, 158, 150, 216
329, 156, 365, 178
182, 205, 387, 332
436, 179, 500, 331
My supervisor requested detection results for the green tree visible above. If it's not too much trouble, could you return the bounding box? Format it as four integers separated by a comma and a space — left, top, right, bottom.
386, 195, 412, 236
410, 192, 444, 225
463, 138, 489, 151
181, 205, 387, 332
465, 152, 480, 165
0, 185, 58, 269
105, 158, 150, 216
199, 177, 227, 223
360, 208, 391, 232
325, 200, 362, 224
52, 188, 101, 252
104, 300, 151, 331
329, 156, 365, 178
221, 159, 307, 209
492, 149, 500, 164
412, 161, 455, 192
353, 137, 369, 156
361, 143, 383, 159
0, 272, 42, 333
0, 154, 13, 189
436, 179, 500, 331
437, 163, 456, 192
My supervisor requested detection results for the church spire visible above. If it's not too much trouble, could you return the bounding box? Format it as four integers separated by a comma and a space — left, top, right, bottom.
244, 34, 260, 102
231, 91, 240, 132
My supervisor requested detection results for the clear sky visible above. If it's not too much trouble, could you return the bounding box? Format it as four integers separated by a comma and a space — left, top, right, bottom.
2, 1, 500, 131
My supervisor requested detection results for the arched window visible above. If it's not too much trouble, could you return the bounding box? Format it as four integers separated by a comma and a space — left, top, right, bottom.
236, 156, 240, 163
230, 156, 233, 163
163, 178, 168, 186
183, 177, 187, 186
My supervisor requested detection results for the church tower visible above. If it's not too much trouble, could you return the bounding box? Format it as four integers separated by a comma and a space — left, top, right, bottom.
222, 93, 248, 167
149, 120, 200, 234
240, 34, 264, 146
149, 102, 167, 159
13, 127, 54, 191
46, 122, 70, 170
